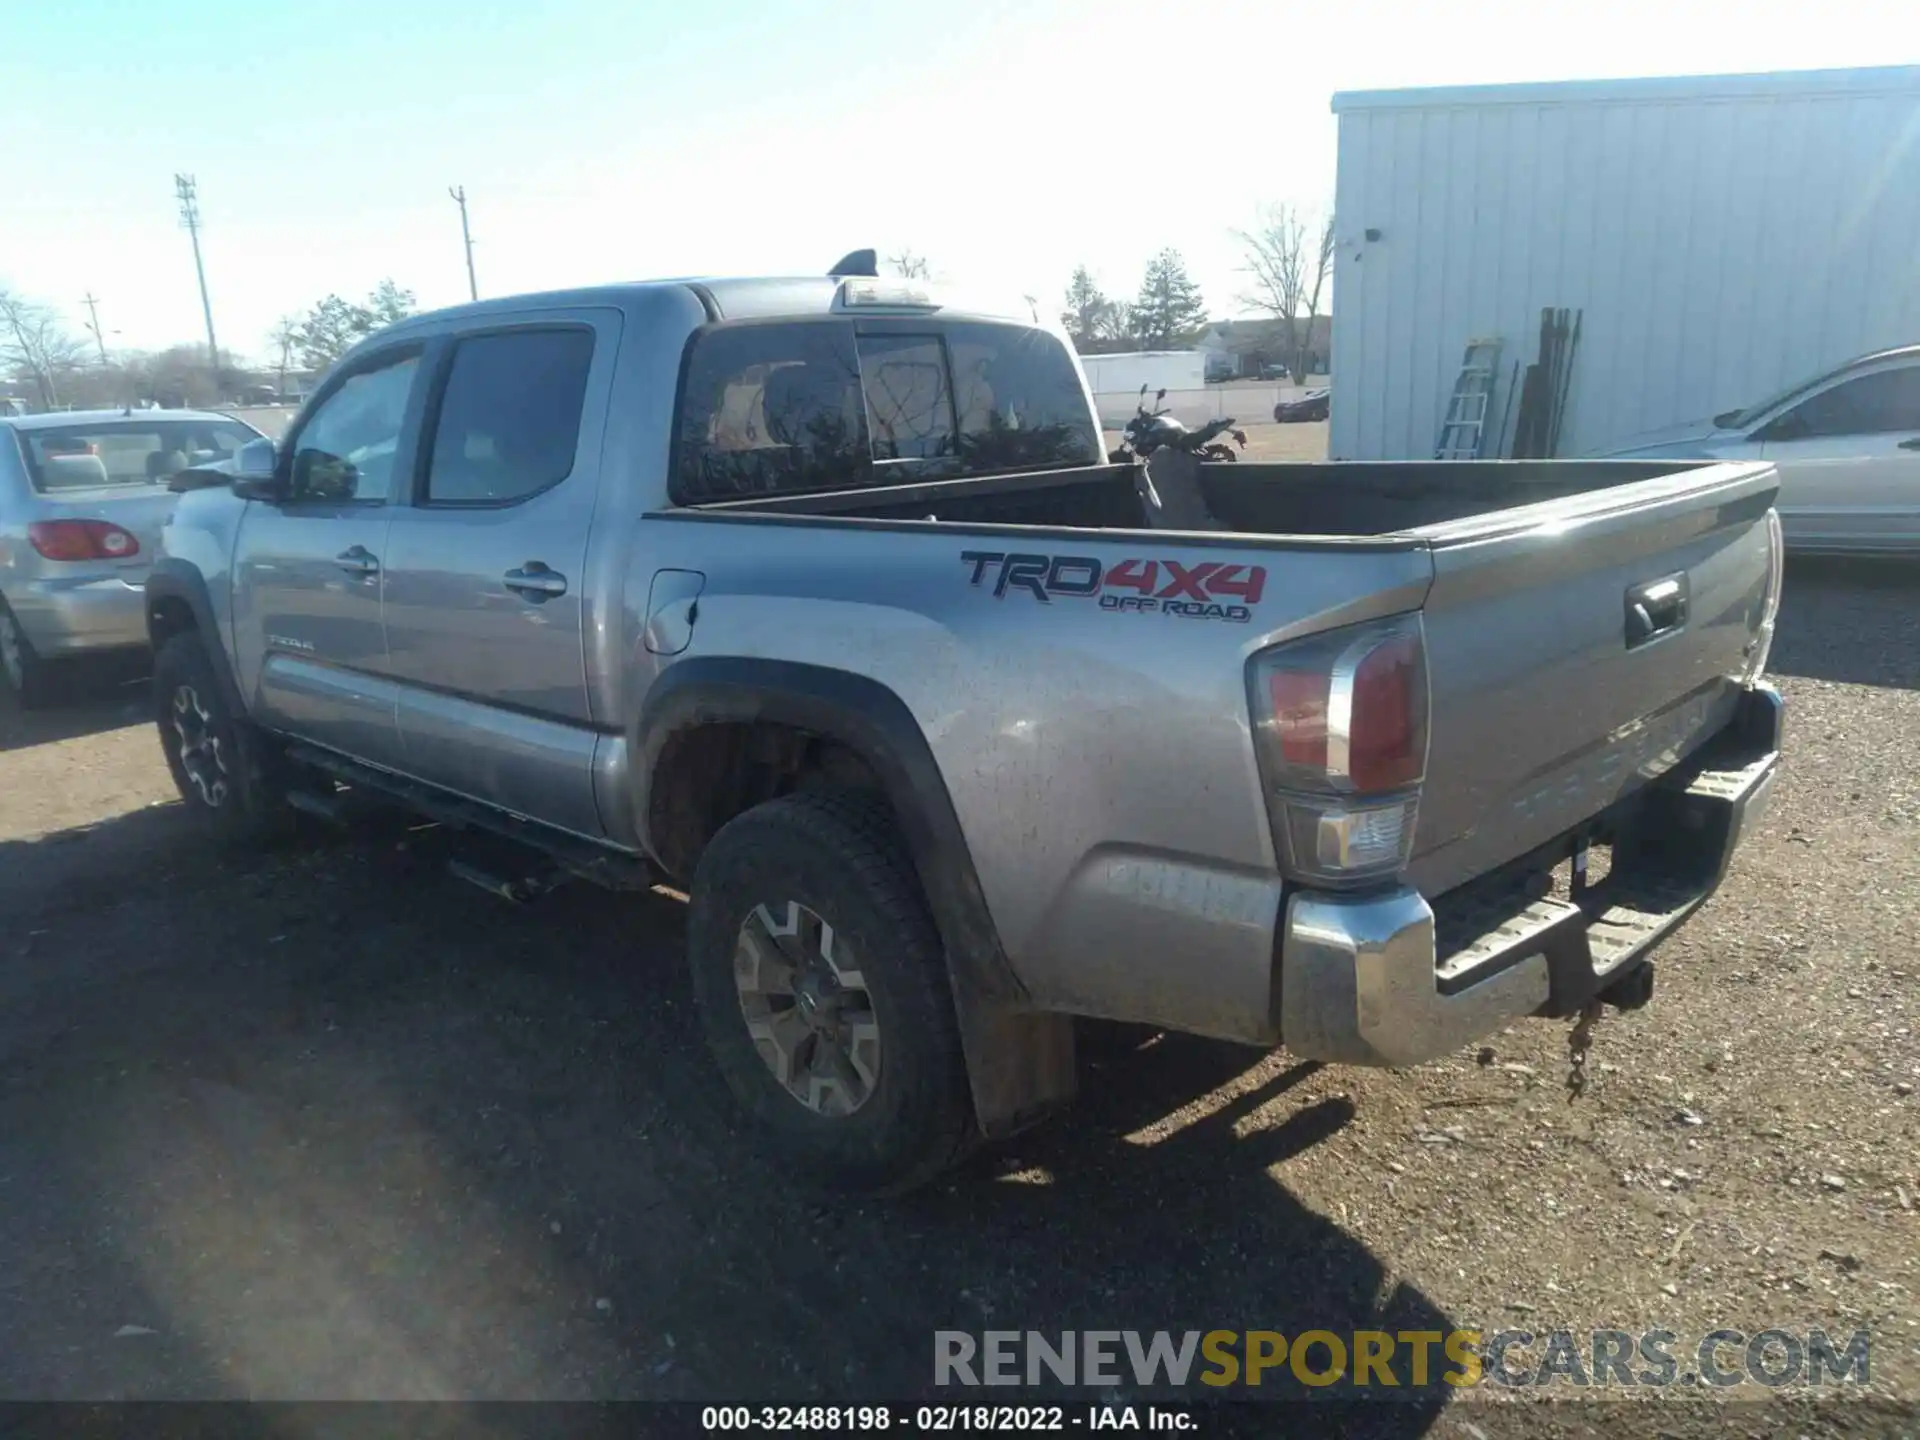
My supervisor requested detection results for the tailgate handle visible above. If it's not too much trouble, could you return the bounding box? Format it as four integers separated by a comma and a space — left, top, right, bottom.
1625, 574, 1688, 649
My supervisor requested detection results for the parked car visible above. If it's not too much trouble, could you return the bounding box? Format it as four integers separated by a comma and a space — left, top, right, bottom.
1274, 386, 1331, 423
147, 271, 1783, 1191
0, 409, 262, 705
1602, 345, 1920, 553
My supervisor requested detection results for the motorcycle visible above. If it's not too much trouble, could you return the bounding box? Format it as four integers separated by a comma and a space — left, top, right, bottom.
1110, 385, 1247, 463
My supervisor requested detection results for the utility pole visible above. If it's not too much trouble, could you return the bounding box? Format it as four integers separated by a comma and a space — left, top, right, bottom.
82, 293, 111, 365
174, 174, 221, 384
449, 185, 478, 301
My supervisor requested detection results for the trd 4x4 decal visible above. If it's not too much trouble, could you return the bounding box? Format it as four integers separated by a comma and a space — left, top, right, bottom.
960, 550, 1265, 623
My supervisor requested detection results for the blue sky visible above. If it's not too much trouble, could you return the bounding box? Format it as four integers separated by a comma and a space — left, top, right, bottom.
2, 0, 1904, 361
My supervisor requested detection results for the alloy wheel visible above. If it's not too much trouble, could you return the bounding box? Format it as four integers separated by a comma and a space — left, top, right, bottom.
733, 900, 881, 1117
170, 683, 231, 807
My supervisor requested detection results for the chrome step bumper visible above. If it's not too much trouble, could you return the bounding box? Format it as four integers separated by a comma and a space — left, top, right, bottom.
1278, 684, 1782, 1068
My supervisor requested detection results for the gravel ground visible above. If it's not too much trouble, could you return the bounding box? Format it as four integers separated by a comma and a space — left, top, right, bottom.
0, 555, 1914, 1433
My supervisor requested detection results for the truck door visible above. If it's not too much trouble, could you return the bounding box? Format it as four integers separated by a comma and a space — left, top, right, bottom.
378, 314, 617, 839
230, 344, 425, 769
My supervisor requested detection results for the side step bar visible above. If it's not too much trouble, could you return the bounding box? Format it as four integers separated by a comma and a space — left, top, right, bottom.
283, 744, 659, 894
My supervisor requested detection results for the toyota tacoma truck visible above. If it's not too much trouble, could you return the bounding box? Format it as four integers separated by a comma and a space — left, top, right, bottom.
146, 261, 1785, 1191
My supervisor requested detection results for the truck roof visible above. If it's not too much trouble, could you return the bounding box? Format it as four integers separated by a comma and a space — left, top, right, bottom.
374, 275, 1042, 338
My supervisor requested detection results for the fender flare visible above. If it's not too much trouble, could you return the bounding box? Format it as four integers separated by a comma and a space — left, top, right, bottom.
144, 559, 245, 717
632, 657, 1076, 1135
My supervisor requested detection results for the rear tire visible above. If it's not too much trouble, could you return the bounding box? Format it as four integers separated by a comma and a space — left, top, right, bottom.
0, 599, 52, 710
153, 632, 295, 846
687, 791, 976, 1193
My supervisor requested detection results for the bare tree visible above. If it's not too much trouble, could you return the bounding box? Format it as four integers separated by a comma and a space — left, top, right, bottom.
1233, 204, 1335, 383
0, 289, 88, 409
886, 250, 932, 280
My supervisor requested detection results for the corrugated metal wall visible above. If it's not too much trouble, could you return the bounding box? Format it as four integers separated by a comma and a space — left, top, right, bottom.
1330, 68, 1920, 460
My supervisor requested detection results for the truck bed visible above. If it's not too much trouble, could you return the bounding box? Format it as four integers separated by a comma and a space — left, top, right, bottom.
676, 454, 1778, 905
685, 458, 1710, 539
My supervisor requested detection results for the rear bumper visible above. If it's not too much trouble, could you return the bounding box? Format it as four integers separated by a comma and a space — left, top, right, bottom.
6, 572, 149, 656
1279, 683, 1782, 1068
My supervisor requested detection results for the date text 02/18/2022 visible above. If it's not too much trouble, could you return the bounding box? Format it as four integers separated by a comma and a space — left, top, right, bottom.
700, 1404, 1188, 1431
961, 551, 1266, 624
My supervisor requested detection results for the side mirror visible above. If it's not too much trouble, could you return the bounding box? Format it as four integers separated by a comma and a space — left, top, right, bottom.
230, 438, 286, 501
236, 436, 277, 479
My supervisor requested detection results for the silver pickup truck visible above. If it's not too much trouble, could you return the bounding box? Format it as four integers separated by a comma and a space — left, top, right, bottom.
147, 267, 1784, 1190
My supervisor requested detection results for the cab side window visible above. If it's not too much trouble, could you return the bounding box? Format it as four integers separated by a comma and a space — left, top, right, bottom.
424, 328, 595, 505
289, 351, 422, 503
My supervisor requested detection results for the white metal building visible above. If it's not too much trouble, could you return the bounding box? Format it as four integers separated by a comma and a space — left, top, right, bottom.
1328, 65, 1920, 460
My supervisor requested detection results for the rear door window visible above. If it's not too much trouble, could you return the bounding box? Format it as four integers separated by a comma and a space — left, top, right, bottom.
423, 328, 595, 504
672, 319, 1099, 504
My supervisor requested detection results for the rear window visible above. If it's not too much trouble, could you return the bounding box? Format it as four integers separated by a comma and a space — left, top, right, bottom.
672, 319, 1098, 504
18, 419, 258, 492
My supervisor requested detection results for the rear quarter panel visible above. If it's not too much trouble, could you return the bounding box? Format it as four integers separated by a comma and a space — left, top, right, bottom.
626, 513, 1433, 1038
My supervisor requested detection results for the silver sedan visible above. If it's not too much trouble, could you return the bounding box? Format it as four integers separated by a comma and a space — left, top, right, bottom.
1603, 345, 1920, 555
0, 409, 262, 705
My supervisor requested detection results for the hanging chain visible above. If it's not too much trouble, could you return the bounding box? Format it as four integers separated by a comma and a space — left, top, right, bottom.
1565, 999, 1605, 1101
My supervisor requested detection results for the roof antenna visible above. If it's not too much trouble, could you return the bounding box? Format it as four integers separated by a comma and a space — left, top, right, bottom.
829, 249, 878, 278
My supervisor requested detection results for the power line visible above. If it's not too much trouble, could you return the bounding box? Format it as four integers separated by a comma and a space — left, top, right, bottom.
174, 174, 221, 380
449, 185, 478, 302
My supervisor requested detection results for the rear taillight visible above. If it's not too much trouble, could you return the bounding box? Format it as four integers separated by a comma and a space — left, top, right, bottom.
27, 519, 140, 562
1744, 509, 1785, 684
1248, 613, 1429, 887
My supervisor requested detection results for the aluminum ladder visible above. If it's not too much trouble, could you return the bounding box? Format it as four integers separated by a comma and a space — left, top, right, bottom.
1434, 337, 1502, 460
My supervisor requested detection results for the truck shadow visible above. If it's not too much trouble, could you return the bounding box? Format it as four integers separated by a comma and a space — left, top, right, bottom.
0, 808, 1451, 1425
1769, 557, 1920, 690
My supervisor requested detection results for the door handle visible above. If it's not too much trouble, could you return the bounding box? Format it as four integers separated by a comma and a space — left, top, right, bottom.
1898, 437, 1920, 451
503, 563, 568, 601
1624, 573, 1688, 649
335, 545, 379, 577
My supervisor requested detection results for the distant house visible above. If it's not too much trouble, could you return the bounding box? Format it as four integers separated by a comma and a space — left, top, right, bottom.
1197, 317, 1333, 381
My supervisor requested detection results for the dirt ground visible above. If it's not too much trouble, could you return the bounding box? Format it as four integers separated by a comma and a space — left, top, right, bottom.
0, 555, 1915, 1430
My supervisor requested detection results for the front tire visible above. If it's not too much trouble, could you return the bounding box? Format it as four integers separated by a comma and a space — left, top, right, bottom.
153, 632, 294, 845
687, 791, 975, 1192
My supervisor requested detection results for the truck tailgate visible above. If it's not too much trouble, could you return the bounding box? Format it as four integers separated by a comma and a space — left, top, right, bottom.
1406, 461, 1779, 897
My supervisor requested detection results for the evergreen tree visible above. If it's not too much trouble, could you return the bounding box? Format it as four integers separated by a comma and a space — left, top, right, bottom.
1130, 249, 1208, 348
1060, 265, 1114, 346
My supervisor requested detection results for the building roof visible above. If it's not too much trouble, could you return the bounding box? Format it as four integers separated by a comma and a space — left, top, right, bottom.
1332, 63, 1920, 113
